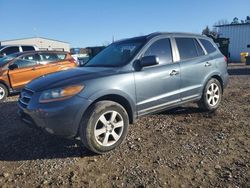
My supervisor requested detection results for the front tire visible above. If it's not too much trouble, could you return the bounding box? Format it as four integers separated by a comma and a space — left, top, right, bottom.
198, 78, 222, 112
0, 84, 8, 102
79, 101, 129, 154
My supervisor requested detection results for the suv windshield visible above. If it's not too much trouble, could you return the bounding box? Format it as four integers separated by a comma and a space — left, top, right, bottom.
86, 40, 145, 67
0, 54, 18, 66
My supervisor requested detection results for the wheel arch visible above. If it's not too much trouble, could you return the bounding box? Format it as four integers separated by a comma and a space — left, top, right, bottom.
211, 75, 224, 93
0, 80, 10, 94
91, 94, 135, 124
203, 72, 224, 93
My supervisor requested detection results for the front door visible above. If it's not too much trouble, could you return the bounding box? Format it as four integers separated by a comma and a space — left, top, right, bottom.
134, 37, 181, 116
8, 53, 41, 89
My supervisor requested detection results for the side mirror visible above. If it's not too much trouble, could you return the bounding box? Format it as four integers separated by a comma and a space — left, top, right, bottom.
140, 56, 159, 67
9, 64, 18, 70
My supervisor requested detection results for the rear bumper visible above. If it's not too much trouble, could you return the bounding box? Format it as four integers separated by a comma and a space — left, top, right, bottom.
222, 72, 229, 89
18, 95, 92, 138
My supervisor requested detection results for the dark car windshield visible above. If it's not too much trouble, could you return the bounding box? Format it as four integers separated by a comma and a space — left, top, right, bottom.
0, 54, 18, 66
85, 40, 145, 67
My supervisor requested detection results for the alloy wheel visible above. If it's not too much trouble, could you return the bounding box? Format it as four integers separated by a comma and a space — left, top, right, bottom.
94, 110, 124, 147
206, 83, 220, 106
0, 87, 5, 100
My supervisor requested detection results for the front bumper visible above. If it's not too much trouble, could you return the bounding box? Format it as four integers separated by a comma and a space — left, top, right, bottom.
18, 91, 92, 138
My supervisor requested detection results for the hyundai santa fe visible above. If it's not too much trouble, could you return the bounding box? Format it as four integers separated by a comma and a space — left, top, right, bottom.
18, 32, 229, 154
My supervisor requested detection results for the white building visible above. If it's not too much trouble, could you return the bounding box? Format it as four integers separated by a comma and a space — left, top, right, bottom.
216, 23, 250, 62
0, 37, 70, 52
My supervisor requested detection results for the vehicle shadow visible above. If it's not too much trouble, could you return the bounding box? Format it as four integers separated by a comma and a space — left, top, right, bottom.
0, 101, 209, 162
158, 106, 206, 115
228, 67, 250, 75
0, 100, 94, 162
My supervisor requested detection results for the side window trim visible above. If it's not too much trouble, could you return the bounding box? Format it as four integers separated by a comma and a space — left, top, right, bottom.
170, 37, 180, 62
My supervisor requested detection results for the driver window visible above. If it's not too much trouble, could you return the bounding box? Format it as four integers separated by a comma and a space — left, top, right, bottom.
14, 54, 39, 68
144, 38, 173, 65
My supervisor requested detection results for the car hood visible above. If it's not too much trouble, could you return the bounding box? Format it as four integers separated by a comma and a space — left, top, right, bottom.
26, 67, 118, 92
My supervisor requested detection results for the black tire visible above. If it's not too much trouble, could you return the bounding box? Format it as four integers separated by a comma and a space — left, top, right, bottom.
0, 84, 8, 102
79, 100, 129, 154
198, 78, 222, 112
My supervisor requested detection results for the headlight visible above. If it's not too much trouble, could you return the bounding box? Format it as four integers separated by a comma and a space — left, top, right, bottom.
39, 85, 84, 103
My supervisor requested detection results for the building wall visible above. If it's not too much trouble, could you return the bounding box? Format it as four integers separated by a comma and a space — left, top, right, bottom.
1, 37, 70, 52
218, 24, 250, 61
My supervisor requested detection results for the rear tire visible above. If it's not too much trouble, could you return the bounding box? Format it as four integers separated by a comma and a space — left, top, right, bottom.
198, 78, 222, 112
79, 101, 129, 154
0, 84, 8, 102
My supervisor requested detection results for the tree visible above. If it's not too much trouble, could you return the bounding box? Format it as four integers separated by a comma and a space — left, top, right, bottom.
202, 26, 218, 39
214, 19, 229, 26
231, 17, 239, 24
202, 26, 210, 36
245, 16, 250, 23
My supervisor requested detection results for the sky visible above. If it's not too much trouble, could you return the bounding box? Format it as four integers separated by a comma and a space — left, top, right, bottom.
0, 0, 249, 47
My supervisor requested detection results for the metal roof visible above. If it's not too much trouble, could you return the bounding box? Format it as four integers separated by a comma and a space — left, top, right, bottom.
215, 23, 250, 27
1, 37, 69, 44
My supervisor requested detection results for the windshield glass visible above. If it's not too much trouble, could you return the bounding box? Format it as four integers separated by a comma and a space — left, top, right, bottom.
85, 40, 145, 67
0, 46, 5, 50
0, 54, 18, 66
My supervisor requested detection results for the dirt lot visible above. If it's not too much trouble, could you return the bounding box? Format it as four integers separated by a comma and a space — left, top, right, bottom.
0, 65, 249, 188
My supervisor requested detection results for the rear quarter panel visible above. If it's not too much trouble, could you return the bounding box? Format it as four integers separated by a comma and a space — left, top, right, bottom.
202, 52, 229, 89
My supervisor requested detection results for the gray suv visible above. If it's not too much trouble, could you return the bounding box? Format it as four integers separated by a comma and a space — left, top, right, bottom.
18, 32, 229, 154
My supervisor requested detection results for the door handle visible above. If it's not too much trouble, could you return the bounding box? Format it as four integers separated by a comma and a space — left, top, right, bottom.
170, 70, 179, 76
205, 62, 212, 67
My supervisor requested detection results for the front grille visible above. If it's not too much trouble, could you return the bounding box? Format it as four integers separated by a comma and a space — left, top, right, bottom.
18, 88, 34, 109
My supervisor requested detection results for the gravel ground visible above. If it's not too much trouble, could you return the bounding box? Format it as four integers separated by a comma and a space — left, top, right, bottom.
0, 65, 249, 188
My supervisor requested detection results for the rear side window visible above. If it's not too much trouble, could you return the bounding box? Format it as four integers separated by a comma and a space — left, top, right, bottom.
199, 39, 217, 54
194, 40, 205, 56
176, 38, 201, 60
1, 46, 19, 55
22, 46, 35, 51
57, 54, 67, 60
39, 53, 60, 64
144, 38, 172, 64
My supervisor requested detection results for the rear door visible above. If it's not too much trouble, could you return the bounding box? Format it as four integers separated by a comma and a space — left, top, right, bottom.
175, 37, 214, 100
38, 52, 74, 76
8, 53, 41, 89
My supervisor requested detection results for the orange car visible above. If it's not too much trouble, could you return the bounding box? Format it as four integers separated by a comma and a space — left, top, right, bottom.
0, 51, 77, 101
